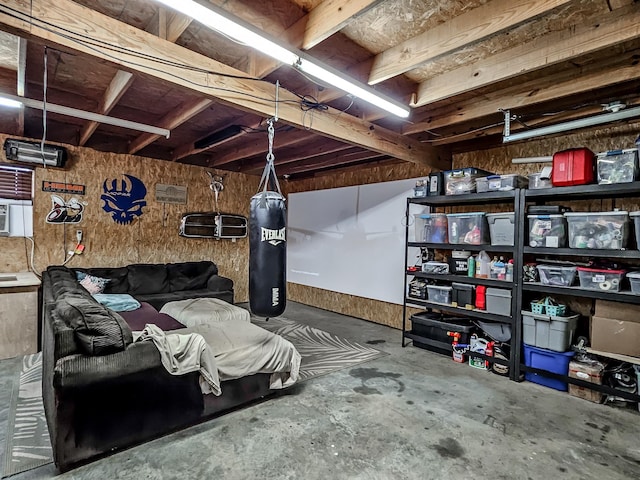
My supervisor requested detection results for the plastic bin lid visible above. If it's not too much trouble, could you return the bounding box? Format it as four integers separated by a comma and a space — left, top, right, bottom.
486, 287, 511, 297
564, 211, 628, 216
536, 264, 577, 271
576, 267, 625, 274
410, 313, 474, 332
627, 271, 640, 279
629, 211, 640, 217
521, 311, 580, 323
451, 282, 475, 289
486, 212, 515, 217
446, 212, 486, 217
427, 285, 452, 291
419, 213, 447, 218
527, 214, 564, 218
596, 148, 638, 157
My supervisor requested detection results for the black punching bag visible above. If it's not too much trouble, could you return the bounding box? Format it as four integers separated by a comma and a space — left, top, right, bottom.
249, 191, 286, 317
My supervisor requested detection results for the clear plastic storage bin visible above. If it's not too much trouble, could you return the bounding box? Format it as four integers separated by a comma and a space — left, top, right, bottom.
577, 267, 625, 292
528, 173, 552, 189
536, 265, 577, 287
415, 213, 448, 243
596, 149, 638, 184
446, 212, 488, 245
444, 168, 493, 195
528, 214, 567, 248
630, 211, 640, 249
476, 174, 528, 192
565, 211, 629, 250
427, 285, 452, 304
486, 212, 515, 246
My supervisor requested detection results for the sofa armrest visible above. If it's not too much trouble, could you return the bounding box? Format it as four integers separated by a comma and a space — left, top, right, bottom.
53, 341, 162, 389
207, 275, 233, 293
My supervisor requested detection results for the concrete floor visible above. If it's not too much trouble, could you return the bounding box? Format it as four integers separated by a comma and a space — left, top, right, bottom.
1, 301, 639, 479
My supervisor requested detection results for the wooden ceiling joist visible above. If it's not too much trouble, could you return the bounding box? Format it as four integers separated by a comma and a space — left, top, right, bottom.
146, 7, 193, 43
210, 128, 311, 167
412, 4, 640, 107
128, 97, 212, 154
302, 0, 384, 50
405, 52, 640, 135
368, 0, 572, 86
78, 70, 134, 146
0, 0, 446, 169
279, 147, 385, 176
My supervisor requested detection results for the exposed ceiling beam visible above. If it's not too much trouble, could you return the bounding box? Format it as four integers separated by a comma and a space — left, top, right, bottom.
404, 52, 640, 135
128, 97, 212, 154
302, 0, 383, 50
0, 0, 447, 169
609, 0, 636, 10
210, 128, 311, 167
146, 8, 192, 42
78, 69, 134, 146
278, 147, 386, 176
241, 139, 352, 174
16, 36, 26, 135
368, 0, 571, 85
412, 4, 640, 107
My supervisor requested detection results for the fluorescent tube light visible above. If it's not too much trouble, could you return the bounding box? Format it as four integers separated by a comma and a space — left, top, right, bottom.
0, 97, 23, 109
152, 0, 411, 118
0, 93, 170, 138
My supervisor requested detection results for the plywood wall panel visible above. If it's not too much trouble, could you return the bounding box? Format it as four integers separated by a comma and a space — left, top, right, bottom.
0, 133, 258, 302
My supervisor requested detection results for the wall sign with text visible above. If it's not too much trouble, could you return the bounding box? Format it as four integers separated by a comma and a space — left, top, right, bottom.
42, 181, 86, 195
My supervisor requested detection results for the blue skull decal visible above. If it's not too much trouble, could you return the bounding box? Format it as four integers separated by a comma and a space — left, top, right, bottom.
101, 174, 147, 225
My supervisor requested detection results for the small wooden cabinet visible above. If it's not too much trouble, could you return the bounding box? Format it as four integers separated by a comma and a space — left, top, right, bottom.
0, 272, 40, 360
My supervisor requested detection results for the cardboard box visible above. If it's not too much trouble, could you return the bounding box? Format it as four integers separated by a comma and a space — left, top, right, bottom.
568, 360, 604, 404
590, 300, 640, 357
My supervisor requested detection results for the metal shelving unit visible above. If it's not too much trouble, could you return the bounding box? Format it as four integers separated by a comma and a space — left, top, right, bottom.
402, 189, 522, 380
521, 183, 640, 402
403, 181, 640, 402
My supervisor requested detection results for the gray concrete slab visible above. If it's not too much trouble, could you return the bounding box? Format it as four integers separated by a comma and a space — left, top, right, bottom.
1, 301, 639, 479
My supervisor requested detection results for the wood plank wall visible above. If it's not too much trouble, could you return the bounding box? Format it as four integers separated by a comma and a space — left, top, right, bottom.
0, 133, 259, 302
284, 121, 640, 328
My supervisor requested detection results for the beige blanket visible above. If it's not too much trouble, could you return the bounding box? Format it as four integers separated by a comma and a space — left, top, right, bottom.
135, 324, 221, 395
178, 320, 301, 389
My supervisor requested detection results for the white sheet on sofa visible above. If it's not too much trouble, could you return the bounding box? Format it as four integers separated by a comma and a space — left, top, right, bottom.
160, 298, 250, 326
177, 321, 301, 390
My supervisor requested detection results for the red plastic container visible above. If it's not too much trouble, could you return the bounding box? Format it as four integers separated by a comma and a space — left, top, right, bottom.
552, 148, 595, 186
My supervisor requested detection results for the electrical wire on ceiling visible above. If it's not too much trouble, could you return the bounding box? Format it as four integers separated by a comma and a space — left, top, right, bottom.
0, 4, 339, 119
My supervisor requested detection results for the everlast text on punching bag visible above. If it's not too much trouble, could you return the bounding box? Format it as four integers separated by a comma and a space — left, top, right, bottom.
249, 117, 286, 318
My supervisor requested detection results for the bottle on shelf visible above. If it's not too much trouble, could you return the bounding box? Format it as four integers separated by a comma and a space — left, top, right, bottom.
476, 251, 491, 278
506, 260, 514, 282
467, 255, 475, 277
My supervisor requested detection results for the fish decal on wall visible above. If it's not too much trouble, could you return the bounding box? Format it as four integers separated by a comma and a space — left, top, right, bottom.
46, 195, 86, 224
101, 174, 147, 225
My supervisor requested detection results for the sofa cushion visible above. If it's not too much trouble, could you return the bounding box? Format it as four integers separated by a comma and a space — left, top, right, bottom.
55, 296, 133, 356
127, 264, 169, 295
118, 302, 185, 331
167, 261, 218, 292
76, 267, 130, 294
77, 273, 110, 294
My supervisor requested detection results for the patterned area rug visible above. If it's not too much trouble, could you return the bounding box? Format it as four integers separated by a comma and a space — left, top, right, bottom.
2, 353, 52, 478
1, 317, 386, 477
252, 316, 388, 382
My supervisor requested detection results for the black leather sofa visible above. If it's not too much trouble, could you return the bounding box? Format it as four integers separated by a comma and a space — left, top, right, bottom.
41, 262, 272, 471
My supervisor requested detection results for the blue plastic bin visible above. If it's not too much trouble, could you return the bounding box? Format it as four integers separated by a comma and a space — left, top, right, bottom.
523, 344, 574, 391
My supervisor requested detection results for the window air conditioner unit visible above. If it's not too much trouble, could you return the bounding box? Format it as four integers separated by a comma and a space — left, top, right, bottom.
3, 139, 67, 168
0, 203, 9, 236
179, 213, 247, 239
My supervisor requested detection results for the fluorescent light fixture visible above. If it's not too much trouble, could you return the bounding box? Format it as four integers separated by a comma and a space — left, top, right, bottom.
503, 105, 640, 143
0, 93, 170, 138
0, 97, 23, 109
153, 0, 410, 118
